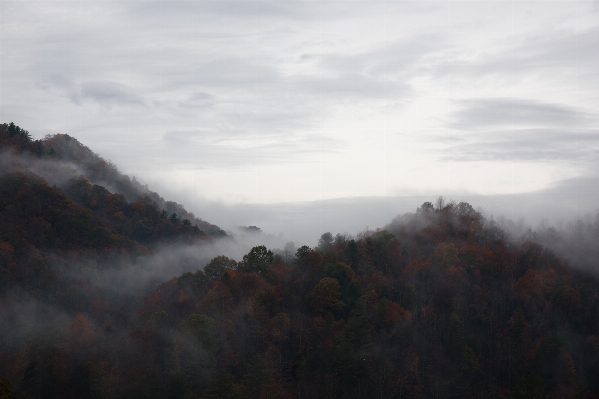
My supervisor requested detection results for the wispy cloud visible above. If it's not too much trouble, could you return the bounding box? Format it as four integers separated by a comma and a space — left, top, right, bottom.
160, 129, 345, 168
441, 98, 599, 162
450, 98, 593, 130
81, 81, 144, 107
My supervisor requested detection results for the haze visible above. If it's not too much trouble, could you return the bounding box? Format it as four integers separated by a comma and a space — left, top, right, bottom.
2, 1, 598, 245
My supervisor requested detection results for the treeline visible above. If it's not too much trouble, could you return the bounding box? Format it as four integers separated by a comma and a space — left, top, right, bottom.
2, 200, 598, 398
0, 122, 226, 238
0, 122, 48, 157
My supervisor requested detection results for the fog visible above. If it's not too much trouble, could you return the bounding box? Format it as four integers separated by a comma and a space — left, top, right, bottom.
152, 174, 599, 248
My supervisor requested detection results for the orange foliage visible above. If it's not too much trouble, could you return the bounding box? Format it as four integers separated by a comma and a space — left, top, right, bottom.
516, 270, 543, 296
144, 291, 161, 311
384, 301, 412, 327
201, 280, 234, 312
131, 201, 144, 212
266, 262, 292, 284
433, 242, 459, 268
362, 289, 379, 305
235, 272, 269, 297
221, 268, 237, 283
175, 292, 193, 307
66, 314, 96, 347
404, 259, 432, 276
446, 265, 466, 278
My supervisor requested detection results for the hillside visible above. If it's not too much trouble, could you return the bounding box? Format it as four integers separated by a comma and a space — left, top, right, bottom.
0, 122, 227, 238
123, 203, 599, 399
1, 123, 599, 399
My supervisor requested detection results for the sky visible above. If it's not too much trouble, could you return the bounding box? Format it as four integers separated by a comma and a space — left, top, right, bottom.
2, 1, 599, 244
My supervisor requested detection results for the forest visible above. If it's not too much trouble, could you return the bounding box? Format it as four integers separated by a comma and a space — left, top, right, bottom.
1, 122, 599, 399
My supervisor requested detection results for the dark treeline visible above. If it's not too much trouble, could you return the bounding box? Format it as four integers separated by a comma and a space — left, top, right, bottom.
1, 124, 599, 399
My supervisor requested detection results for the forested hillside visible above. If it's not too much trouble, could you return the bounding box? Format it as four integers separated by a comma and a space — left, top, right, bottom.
0, 123, 226, 238
1, 124, 599, 399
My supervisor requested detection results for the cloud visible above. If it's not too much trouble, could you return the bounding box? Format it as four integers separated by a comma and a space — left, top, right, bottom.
178, 92, 216, 110
131, 1, 320, 23
507, 26, 599, 73
440, 128, 599, 162
160, 129, 345, 168
37, 77, 144, 108
3, 1, 599, 201
81, 81, 144, 107
440, 98, 599, 162
292, 35, 443, 100
435, 25, 599, 80
449, 98, 593, 130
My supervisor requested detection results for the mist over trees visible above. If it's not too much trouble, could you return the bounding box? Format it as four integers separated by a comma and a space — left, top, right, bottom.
1, 124, 599, 398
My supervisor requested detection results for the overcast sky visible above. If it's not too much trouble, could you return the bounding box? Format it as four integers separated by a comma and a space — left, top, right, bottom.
2, 1, 599, 242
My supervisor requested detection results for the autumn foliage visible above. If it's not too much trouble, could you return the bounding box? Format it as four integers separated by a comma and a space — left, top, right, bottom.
1, 124, 599, 398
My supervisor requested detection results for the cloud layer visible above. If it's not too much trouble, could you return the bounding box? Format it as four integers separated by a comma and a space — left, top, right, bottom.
2, 1, 599, 205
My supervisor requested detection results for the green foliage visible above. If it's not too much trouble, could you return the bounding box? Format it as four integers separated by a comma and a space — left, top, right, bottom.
295, 245, 311, 263
456, 201, 481, 220
417, 201, 434, 214
309, 277, 345, 317
317, 232, 333, 253
239, 245, 273, 274
204, 255, 238, 280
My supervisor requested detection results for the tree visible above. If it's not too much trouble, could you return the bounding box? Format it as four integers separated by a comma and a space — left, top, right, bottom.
282, 241, 296, 264
204, 255, 238, 280
435, 196, 446, 211
456, 202, 481, 220
309, 277, 345, 316
7, 122, 17, 137
317, 232, 333, 253
433, 242, 459, 268
295, 245, 311, 264
240, 246, 274, 274
417, 202, 434, 214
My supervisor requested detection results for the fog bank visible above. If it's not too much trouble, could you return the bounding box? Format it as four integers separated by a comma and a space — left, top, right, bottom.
154, 175, 599, 247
